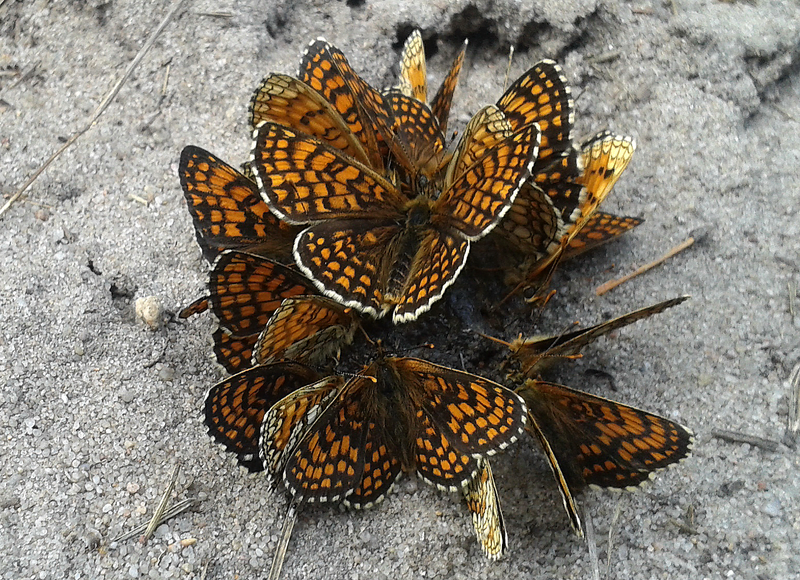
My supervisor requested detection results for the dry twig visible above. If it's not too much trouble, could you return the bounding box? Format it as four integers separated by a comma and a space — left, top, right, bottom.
0, 0, 186, 218
595, 237, 694, 296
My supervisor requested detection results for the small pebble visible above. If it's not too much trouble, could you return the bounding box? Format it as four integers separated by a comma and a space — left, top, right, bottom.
135, 296, 161, 330
126, 482, 140, 494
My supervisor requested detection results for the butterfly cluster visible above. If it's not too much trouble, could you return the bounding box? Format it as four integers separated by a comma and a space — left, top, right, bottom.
177, 31, 693, 566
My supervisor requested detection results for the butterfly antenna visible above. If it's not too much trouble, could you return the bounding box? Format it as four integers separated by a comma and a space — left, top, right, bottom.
502, 45, 515, 93
475, 331, 512, 348
267, 499, 300, 580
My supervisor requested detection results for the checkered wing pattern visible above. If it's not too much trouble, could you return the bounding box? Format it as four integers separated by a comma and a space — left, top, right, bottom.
260, 376, 344, 487
396, 358, 527, 456
208, 251, 314, 337
519, 380, 694, 533
391, 231, 470, 324
251, 122, 405, 224
443, 105, 511, 188
179, 146, 298, 263
344, 425, 404, 509
398, 29, 427, 102
573, 131, 636, 233
213, 329, 257, 374
204, 362, 321, 472
563, 212, 643, 260
279, 357, 527, 505
435, 121, 540, 240
294, 219, 402, 319
385, 91, 447, 178
413, 411, 477, 491
430, 40, 467, 134
497, 60, 574, 171
282, 377, 373, 504
511, 297, 689, 378
463, 458, 508, 560
249, 73, 371, 167
252, 295, 357, 366
299, 39, 385, 170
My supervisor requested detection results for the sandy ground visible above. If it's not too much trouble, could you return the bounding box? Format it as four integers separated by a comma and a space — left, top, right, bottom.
1, 0, 800, 578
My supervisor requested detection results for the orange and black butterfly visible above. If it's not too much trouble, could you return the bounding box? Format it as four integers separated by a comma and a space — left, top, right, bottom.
489, 60, 640, 285
260, 357, 528, 508
494, 297, 693, 535
179, 146, 299, 264
507, 296, 689, 379
251, 106, 539, 324
203, 361, 322, 472
518, 380, 693, 536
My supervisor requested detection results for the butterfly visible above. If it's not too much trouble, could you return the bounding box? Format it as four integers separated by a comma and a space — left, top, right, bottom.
507, 296, 689, 379
518, 379, 694, 537
251, 108, 539, 323
498, 130, 639, 284
259, 357, 528, 507
179, 146, 299, 264
488, 59, 640, 285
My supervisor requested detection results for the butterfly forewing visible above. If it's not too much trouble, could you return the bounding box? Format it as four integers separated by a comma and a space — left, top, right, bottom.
443, 105, 511, 188
430, 39, 467, 134
249, 73, 371, 167
497, 60, 574, 170
179, 146, 298, 263
209, 251, 314, 336
398, 29, 427, 102
204, 362, 321, 471
251, 122, 405, 224
396, 358, 528, 456
511, 297, 689, 377
435, 121, 540, 241
574, 132, 636, 228
299, 39, 385, 170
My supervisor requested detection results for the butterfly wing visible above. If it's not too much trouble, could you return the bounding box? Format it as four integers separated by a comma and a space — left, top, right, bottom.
497, 60, 575, 172
208, 251, 314, 337
562, 212, 643, 260
251, 121, 405, 224
204, 362, 321, 471
179, 146, 298, 263
249, 73, 371, 167
463, 458, 508, 560
430, 39, 467, 134
252, 295, 357, 366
